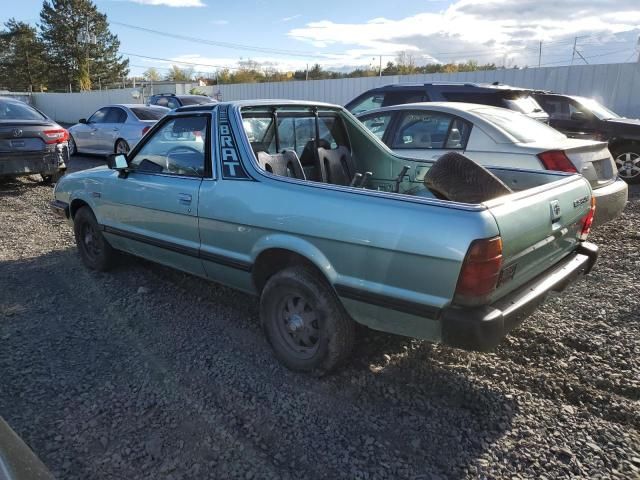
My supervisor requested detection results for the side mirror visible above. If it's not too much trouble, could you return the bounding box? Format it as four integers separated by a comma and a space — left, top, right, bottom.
79, 118, 87, 124
107, 153, 128, 171
571, 111, 588, 122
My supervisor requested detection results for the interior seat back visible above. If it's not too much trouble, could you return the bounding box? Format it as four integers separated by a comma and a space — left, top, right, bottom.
256, 150, 306, 180
317, 146, 356, 186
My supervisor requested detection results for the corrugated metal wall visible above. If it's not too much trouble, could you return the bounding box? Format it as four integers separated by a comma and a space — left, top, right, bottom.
208, 63, 640, 118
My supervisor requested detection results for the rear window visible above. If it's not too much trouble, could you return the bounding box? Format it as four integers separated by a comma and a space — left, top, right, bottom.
347, 94, 385, 114
503, 95, 545, 115
180, 96, 214, 106
0, 100, 46, 121
131, 107, 166, 121
473, 107, 566, 143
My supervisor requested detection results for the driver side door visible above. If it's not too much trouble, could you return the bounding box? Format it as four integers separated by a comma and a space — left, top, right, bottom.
100, 114, 211, 277
75, 107, 108, 152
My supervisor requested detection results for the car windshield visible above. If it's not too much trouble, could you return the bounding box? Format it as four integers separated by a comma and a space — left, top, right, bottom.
503, 95, 545, 115
575, 97, 620, 120
0, 100, 46, 121
131, 107, 166, 121
180, 96, 214, 106
473, 106, 566, 143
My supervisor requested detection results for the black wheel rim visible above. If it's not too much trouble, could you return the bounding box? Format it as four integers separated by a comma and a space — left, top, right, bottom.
615, 152, 640, 179
275, 294, 321, 359
81, 222, 102, 260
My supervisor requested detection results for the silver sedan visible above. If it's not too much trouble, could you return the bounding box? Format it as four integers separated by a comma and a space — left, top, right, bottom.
68, 104, 169, 155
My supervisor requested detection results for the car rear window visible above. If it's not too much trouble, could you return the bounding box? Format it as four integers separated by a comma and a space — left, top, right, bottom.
502, 95, 545, 115
131, 107, 166, 121
180, 96, 214, 106
0, 100, 46, 121
473, 107, 566, 143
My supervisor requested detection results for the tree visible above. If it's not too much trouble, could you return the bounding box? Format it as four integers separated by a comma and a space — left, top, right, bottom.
39, 0, 129, 91
165, 65, 194, 82
143, 67, 161, 81
0, 19, 47, 91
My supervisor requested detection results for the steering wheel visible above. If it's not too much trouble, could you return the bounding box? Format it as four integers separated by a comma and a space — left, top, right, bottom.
166, 145, 203, 176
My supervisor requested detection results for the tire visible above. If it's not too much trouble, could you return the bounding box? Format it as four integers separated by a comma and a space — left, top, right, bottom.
68, 134, 77, 156
73, 206, 117, 271
115, 139, 130, 155
260, 266, 355, 375
612, 144, 640, 184
41, 170, 64, 185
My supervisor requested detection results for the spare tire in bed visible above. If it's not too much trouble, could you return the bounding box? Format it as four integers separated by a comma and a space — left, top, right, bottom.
424, 152, 513, 203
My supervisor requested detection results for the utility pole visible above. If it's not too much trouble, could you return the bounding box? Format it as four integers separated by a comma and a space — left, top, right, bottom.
537, 41, 542, 68
571, 36, 578, 65
305, 64, 309, 81
379, 55, 382, 77
637, 36, 640, 63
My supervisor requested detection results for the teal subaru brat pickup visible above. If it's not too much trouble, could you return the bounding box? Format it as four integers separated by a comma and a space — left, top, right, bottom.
51, 101, 598, 374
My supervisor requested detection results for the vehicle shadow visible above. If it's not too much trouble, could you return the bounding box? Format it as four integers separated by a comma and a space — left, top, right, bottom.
0, 175, 48, 197
1, 249, 515, 479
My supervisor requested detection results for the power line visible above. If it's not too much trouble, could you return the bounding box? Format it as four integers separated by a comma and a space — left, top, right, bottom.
123, 51, 243, 70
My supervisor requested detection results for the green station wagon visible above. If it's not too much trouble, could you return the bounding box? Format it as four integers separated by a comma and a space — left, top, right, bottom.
51, 101, 598, 374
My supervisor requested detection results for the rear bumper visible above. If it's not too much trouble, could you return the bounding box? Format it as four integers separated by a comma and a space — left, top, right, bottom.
441, 242, 598, 351
592, 177, 628, 226
0, 145, 68, 176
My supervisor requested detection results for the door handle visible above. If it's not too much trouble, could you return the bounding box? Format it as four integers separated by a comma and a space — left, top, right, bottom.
178, 193, 192, 205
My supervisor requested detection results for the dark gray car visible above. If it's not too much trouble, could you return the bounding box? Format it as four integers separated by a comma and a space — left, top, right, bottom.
0, 97, 68, 183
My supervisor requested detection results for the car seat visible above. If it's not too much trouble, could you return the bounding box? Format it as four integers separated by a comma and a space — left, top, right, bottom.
256, 151, 306, 180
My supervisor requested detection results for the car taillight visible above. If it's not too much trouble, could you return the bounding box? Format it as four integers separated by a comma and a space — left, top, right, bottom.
579, 197, 596, 241
142, 126, 151, 136
43, 129, 69, 144
537, 150, 578, 173
454, 236, 503, 304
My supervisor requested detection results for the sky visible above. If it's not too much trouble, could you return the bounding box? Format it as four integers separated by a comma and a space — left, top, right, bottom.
3, 0, 640, 77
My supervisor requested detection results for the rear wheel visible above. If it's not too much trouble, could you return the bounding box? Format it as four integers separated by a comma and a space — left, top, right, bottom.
73, 206, 117, 271
260, 266, 355, 375
613, 145, 640, 184
115, 139, 130, 155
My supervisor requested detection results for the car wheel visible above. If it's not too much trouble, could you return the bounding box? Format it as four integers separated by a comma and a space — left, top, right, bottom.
68, 135, 77, 156
41, 170, 64, 185
613, 146, 640, 184
73, 206, 117, 271
260, 266, 355, 375
115, 139, 130, 155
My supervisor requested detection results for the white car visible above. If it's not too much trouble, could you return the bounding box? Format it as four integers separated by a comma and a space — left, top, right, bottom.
357, 102, 628, 225
68, 104, 169, 156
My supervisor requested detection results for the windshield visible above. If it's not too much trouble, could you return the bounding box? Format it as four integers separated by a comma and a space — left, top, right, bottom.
131, 107, 167, 121
503, 95, 545, 115
575, 97, 620, 120
473, 106, 566, 143
0, 100, 47, 121
180, 96, 215, 106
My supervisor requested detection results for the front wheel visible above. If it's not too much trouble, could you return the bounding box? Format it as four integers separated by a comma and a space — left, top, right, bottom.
613, 145, 640, 184
73, 206, 117, 271
260, 266, 355, 375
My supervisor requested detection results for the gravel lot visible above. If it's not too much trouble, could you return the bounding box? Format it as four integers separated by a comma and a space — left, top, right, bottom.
1, 157, 639, 479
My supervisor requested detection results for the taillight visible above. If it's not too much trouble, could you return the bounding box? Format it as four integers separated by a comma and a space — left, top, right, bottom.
454, 236, 503, 304
579, 197, 596, 241
537, 150, 578, 173
43, 129, 69, 144
142, 126, 151, 136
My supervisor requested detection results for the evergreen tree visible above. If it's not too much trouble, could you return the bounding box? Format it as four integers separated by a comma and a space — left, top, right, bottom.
39, 0, 128, 91
0, 19, 47, 91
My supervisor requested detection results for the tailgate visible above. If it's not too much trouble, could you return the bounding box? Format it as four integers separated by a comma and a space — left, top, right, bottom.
484, 175, 592, 302
0, 124, 47, 152
562, 139, 616, 187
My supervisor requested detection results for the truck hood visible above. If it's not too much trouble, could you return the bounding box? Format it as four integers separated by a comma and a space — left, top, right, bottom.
604, 117, 640, 127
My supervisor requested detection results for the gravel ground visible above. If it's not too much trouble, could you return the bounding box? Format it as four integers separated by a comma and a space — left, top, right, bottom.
1, 160, 639, 479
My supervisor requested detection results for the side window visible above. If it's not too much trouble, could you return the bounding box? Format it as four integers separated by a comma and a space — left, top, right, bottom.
360, 113, 393, 140
392, 111, 455, 149
154, 97, 169, 108
442, 92, 503, 108
347, 94, 385, 115
445, 118, 471, 149
88, 107, 109, 124
318, 115, 349, 150
166, 98, 180, 109
382, 91, 427, 107
129, 116, 208, 177
104, 108, 127, 123
537, 97, 571, 120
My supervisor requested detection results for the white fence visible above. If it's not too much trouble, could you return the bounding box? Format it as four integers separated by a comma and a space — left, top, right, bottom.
29, 62, 640, 123
210, 62, 640, 118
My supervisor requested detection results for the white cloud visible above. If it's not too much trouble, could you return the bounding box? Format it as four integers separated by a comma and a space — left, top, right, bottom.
280, 14, 302, 23
287, 0, 640, 67
127, 0, 206, 7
